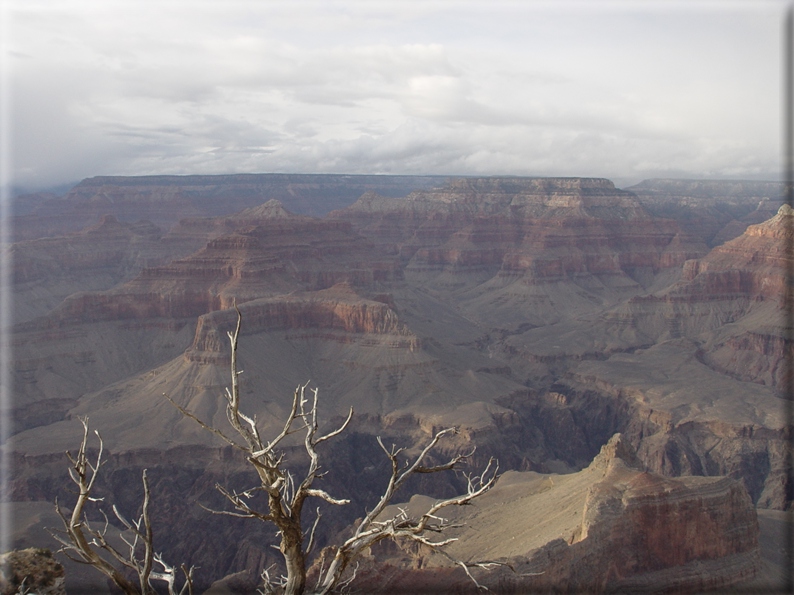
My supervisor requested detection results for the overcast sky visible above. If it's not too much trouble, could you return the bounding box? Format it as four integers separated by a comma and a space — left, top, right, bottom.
2, 0, 789, 190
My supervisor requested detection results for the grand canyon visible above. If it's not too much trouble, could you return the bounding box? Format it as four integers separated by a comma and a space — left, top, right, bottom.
3, 173, 791, 593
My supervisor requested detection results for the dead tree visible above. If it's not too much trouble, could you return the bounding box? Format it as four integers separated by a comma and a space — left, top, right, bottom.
313, 434, 498, 594
52, 418, 194, 595
165, 307, 499, 594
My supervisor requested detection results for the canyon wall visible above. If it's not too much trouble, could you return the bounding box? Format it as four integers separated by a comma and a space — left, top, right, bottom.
339, 435, 760, 594
11, 174, 447, 241
6, 174, 789, 593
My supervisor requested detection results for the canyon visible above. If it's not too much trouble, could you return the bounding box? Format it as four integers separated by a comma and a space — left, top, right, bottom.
4, 174, 791, 593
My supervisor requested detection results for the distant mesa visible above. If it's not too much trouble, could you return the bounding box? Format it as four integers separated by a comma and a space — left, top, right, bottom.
11, 173, 448, 241
340, 176, 648, 219
333, 176, 706, 291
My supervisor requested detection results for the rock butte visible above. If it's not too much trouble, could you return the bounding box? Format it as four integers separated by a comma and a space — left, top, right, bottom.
7, 174, 789, 593
343, 435, 760, 594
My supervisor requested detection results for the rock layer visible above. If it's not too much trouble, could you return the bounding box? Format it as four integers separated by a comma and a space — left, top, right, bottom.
347, 435, 760, 594
11, 174, 446, 240
22, 202, 401, 326
185, 285, 420, 364
334, 178, 705, 285
626, 178, 787, 247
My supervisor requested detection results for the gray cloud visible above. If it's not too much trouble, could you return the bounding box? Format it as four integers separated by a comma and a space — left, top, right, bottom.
6, 1, 785, 190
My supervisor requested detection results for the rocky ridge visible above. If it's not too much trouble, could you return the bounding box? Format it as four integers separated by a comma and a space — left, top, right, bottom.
601, 204, 791, 391
626, 178, 787, 247
11, 174, 447, 241
185, 284, 420, 364
0, 548, 65, 595
19, 203, 401, 327
344, 435, 760, 594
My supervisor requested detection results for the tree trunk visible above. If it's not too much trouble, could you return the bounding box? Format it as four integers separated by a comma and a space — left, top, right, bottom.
282, 527, 307, 595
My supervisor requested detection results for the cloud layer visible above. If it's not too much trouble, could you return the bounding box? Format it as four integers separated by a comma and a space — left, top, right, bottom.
5, 0, 786, 189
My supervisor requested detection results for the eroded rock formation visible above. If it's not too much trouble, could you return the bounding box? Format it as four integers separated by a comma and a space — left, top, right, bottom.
333, 178, 706, 285
344, 435, 760, 594
626, 178, 787, 247
186, 284, 420, 364
6, 174, 789, 593
11, 174, 446, 241
604, 204, 791, 391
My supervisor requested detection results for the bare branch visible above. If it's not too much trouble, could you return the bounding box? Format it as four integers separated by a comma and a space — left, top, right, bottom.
301, 489, 350, 506
162, 392, 244, 451
314, 406, 354, 447
158, 307, 499, 595
249, 387, 300, 459
52, 420, 193, 595
305, 507, 322, 556
456, 561, 489, 592
337, 561, 359, 591
315, 431, 500, 594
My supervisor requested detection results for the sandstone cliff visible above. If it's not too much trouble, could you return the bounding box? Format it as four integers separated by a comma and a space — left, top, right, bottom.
332, 177, 706, 328
12, 215, 167, 324
602, 205, 791, 390
343, 434, 760, 594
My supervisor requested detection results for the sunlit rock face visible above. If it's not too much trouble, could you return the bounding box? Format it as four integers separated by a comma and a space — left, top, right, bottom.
679, 204, 794, 302
344, 435, 760, 594
604, 204, 791, 390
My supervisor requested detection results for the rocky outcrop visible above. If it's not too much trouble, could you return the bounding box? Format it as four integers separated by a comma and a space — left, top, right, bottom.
185, 285, 420, 363
23, 203, 402, 326
347, 435, 760, 594
0, 549, 65, 595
